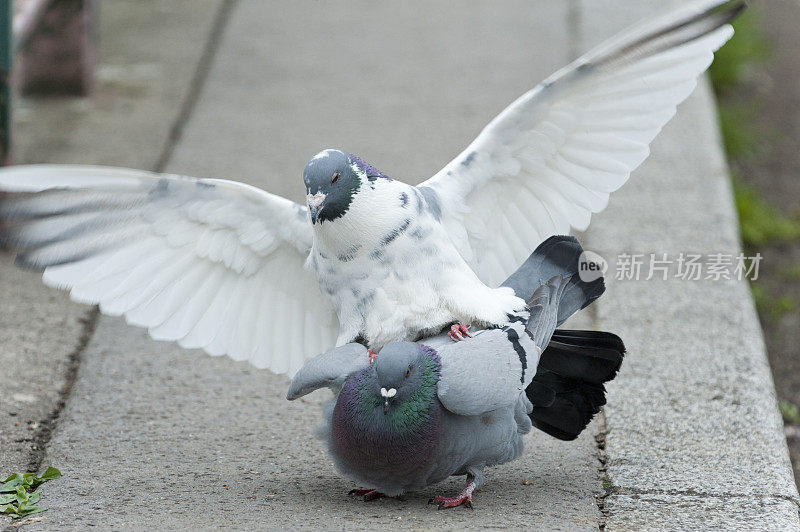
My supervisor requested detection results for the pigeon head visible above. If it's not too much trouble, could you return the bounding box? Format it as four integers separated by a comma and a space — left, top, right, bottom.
374, 342, 440, 415
330, 342, 443, 480
302, 149, 390, 224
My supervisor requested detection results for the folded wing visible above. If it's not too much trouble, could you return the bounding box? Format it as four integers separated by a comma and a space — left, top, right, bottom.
286, 343, 370, 400
419, 0, 743, 286
0, 165, 338, 376
434, 321, 540, 417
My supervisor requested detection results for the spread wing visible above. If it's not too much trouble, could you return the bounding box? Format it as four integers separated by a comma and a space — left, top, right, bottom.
0, 165, 338, 376
419, 0, 743, 286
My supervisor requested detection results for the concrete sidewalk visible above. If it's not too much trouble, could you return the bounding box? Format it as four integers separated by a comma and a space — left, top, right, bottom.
2, 0, 798, 530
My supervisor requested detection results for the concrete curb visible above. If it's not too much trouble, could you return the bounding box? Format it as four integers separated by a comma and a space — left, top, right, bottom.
590, 80, 800, 531
579, 2, 800, 529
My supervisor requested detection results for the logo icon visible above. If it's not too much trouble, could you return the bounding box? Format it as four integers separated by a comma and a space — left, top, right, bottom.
578, 250, 608, 283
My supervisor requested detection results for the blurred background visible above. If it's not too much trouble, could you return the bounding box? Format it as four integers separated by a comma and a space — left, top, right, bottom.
1, 0, 798, 484
706, 1, 800, 481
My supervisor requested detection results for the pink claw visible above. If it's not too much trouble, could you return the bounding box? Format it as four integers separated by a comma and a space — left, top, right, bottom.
428, 480, 475, 510
349, 488, 385, 501
448, 323, 473, 342
367, 348, 377, 364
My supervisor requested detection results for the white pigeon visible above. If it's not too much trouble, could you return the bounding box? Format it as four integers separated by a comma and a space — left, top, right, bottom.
0, 0, 743, 375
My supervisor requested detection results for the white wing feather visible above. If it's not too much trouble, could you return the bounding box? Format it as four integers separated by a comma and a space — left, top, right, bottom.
0, 165, 337, 376
420, 0, 743, 286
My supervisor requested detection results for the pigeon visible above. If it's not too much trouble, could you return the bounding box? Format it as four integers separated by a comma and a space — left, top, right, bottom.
0, 0, 742, 374
286, 235, 625, 508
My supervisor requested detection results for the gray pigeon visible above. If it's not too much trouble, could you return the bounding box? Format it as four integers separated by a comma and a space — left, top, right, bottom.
0, 0, 740, 375
286, 235, 625, 508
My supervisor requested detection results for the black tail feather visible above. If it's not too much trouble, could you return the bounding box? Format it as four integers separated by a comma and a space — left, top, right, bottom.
503, 235, 606, 326
528, 370, 607, 440
526, 329, 625, 441
539, 330, 625, 384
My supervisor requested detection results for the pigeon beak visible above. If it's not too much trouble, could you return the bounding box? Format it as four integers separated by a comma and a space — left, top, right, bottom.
306, 192, 326, 224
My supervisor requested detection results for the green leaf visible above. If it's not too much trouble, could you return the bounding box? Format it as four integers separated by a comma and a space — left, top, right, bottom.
0, 473, 24, 492
1, 473, 20, 484
27, 489, 41, 505
15, 505, 46, 518
0, 467, 61, 518
37, 467, 61, 482
15, 486, 29, 503
27, 467, 62, 490
1, 503, 19, 515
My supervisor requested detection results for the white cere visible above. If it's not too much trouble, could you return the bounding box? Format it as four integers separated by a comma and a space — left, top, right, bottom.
380, 387, 397, 398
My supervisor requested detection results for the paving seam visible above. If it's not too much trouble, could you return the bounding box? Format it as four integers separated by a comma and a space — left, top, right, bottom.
565, 5, 609, 528
23, 308, 97, 473
606, 488, 799, 504
153, 0, 238, 173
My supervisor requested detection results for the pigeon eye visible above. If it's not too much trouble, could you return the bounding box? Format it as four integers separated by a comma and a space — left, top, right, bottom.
405, 366, 411, 378
330, 172, 340, 184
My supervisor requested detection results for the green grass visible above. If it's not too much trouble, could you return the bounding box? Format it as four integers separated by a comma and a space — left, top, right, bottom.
751, 283, 798, 322
710, 10, 768, 162
709, 10, 767, 94
708, 11, 799, 251
780, 264, 800, 281
780, 400, 800, 426
733, 181, 800, 247
0, 467, 61, 519
718, 103, 761, 160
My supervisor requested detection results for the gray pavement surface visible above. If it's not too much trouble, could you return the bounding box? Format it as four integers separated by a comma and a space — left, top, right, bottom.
0, 0, 222, 524
588, 83, 800, 530
0, 255, 86, 477
0, 0, 223, 472
1, 0, 797, 530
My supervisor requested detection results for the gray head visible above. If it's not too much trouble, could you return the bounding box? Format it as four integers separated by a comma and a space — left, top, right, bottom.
302, 149, 390, 224
374, 342, 441, 414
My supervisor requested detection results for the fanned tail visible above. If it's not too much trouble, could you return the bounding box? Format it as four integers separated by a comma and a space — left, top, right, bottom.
526, 330, 625, 441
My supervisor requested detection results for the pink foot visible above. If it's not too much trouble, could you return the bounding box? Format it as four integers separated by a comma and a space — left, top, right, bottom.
428, 481, 475, 510
448, 323, 473, 342
367, 348, 377, 364
349, 488, 385, 501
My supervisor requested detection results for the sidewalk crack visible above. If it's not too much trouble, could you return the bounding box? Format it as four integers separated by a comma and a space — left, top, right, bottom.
25, 307, 98, 473
605, 485, 800, 505
153, 0, 237, 173
595, 409, 611, 530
